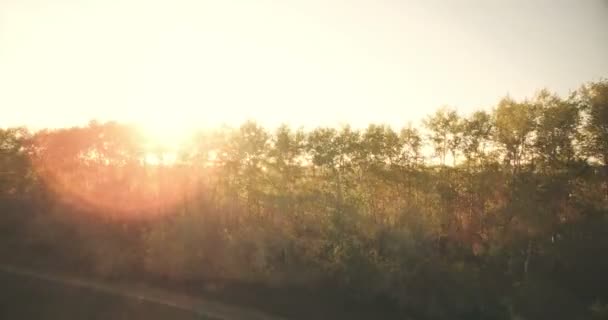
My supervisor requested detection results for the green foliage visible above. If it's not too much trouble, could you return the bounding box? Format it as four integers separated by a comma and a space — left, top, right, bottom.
1, 79, 608, 319
424, 107, 462, 165
579, 80, 608, 163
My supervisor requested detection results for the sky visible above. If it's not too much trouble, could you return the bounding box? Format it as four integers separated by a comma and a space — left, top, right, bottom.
1, 0, 607, 133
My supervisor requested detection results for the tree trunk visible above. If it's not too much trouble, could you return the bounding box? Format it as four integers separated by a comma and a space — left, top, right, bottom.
523, 239, 533, 281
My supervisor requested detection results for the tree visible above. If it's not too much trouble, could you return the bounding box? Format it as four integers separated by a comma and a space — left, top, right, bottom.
532, 89, 580, 169
461, 110, 493, 164
578, 80, 608, 197
3, 78, 608, 320
359, 124, 401, 167
398, 125, 423, 168
307, 126, 360, 205
232, 121, 270, 216
267, 124, 306, 216
424, 107, 462, 166
493, 97, 537, 171
0, 127, 33, 203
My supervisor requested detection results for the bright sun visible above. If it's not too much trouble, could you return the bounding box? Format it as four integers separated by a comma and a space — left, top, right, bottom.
137, 121, 195, 165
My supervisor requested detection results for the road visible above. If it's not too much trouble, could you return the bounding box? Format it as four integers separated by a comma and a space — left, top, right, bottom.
0, 265, 281, 320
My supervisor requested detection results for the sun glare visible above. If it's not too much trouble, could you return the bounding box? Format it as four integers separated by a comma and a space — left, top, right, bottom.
139, 121, 190, 146
137, 121, 194, 165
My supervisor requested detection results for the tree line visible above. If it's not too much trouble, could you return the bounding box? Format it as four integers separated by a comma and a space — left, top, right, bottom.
1, 79, 607, 319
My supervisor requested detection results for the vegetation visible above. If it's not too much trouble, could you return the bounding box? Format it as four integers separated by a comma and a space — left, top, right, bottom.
1, 79, 608, 319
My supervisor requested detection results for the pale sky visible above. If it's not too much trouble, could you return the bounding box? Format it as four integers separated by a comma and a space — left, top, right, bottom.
1, 0, 607, 132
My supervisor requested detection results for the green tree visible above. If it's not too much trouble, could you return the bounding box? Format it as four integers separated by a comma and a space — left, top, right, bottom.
424, 107, 462, 165
578, 80, 608, 197
532, 90, 580, 169
461, 110, 493, 164
493, 97, 537, 171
